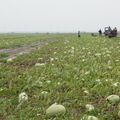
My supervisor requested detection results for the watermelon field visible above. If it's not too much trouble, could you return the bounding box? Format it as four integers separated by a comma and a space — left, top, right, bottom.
0, 33, 120, 120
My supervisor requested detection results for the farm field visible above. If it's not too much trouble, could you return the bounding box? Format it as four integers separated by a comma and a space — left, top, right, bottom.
0, 33, 66, 49
0, 34, 120, 120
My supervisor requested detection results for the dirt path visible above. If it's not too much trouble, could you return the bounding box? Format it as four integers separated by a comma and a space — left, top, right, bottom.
0, 38, 60, 59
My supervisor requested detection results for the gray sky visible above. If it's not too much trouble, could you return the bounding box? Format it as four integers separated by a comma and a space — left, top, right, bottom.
0, 0, 119, 32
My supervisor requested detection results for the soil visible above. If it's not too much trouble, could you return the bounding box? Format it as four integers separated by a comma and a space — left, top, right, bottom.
0, 38, 60, 59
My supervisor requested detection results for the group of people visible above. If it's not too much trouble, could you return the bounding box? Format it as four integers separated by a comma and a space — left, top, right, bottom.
98, 26, 118, 37
78, 26, 118, 38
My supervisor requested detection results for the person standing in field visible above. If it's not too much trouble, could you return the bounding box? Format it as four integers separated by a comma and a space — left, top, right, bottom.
113, 27, 117, 36
108, 26, 112, 31
78, 31, 81, 37
98, 29, 102, 36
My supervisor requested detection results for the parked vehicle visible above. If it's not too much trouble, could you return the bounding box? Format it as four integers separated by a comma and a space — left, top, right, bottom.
104, 27, 117, 38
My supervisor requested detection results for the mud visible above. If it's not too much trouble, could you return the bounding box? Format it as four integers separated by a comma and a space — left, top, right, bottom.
0, 38, 60, 59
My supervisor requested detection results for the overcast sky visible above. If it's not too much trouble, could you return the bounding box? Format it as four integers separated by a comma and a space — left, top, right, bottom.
0, 0, 119, 32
